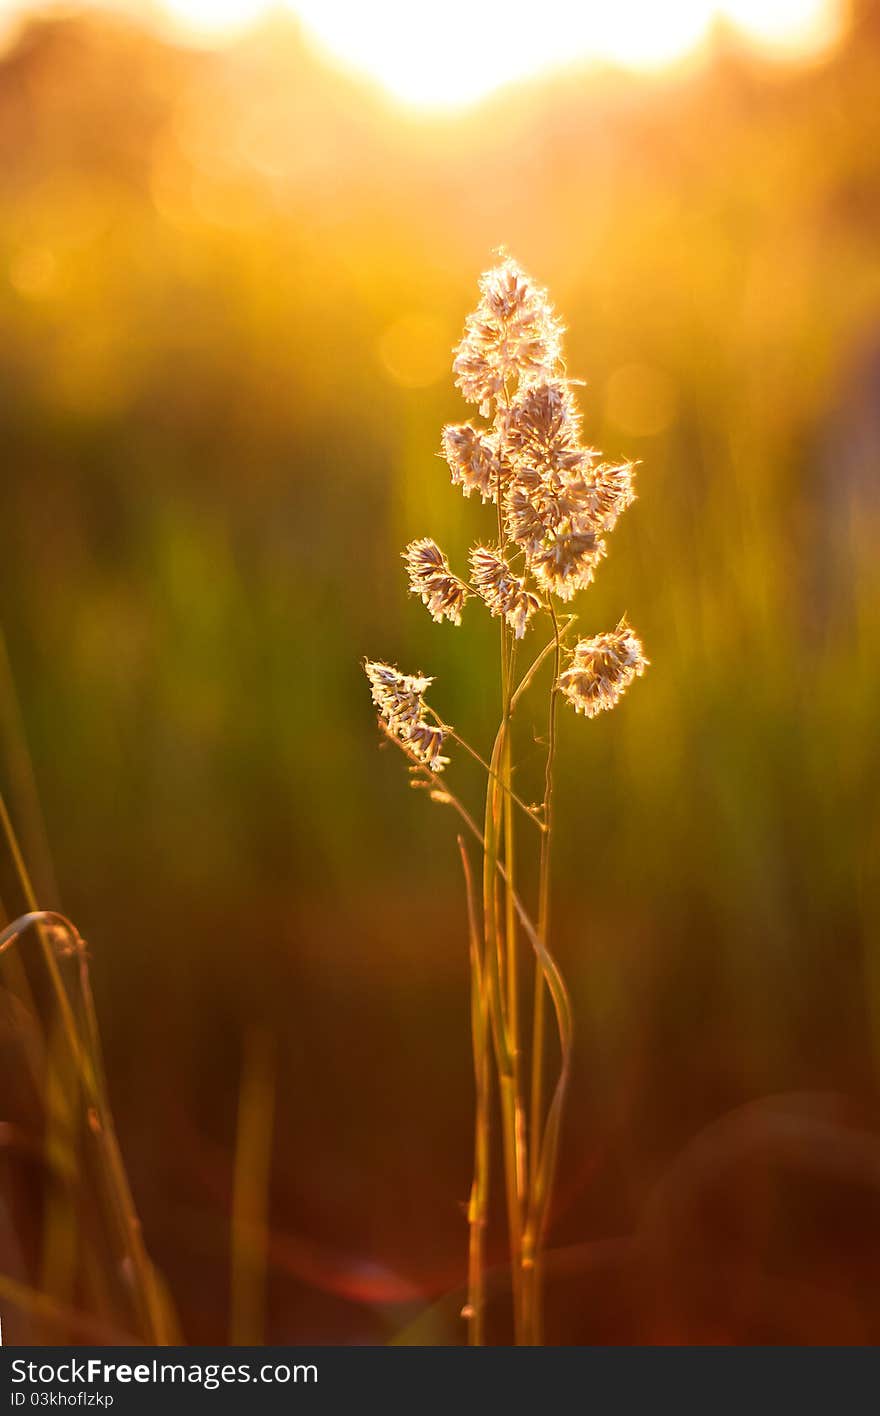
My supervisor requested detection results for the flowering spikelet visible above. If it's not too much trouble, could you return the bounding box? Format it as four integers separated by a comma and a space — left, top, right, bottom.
452, 258, 562, 416
503, 379, 590, 481
363, 660, 449, 772
367, 256, 647, 789
557, 623, 648, 718
364, 659, 432, 728
403, 537, 468, 626
504, 483, 548, 558
469, 544, 540, 639
530, 530, 606, 601
405, 720, 449, 773
583, 460, 638, 533
441, 423, 503, 503
488, 369, 640, 604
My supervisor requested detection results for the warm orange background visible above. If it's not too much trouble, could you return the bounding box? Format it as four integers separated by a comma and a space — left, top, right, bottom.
1, 1, 879, 1344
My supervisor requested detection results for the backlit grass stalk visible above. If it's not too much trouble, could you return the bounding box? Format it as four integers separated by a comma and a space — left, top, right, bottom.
364, 257, 649, 1344
482, 710, 524, 1337
524, 597, 560, 1342
458, 837, 490, 1346
0, 796, 176, 1344
39, 1017, 80, 1341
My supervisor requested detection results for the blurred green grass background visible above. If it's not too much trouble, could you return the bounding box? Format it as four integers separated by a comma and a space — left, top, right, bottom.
1, 2, 880, 1343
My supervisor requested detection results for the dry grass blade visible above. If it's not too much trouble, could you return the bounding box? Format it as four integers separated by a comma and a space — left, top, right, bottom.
0, 894, 178, 1344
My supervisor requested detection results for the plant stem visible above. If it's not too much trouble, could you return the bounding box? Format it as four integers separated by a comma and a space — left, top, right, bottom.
502, 635, 524, 1204
493, 382, 529, 1341
428, 718, 545, 832
509, 615, 577, 715
503, 647, 532, 1343
458, 838, 489, 1346
523, 599, 562, 1343
481, 714, 524, 1341
0, 797, 174, 1344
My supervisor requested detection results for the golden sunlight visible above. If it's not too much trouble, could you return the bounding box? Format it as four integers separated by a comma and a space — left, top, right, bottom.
159, 0, 841, 105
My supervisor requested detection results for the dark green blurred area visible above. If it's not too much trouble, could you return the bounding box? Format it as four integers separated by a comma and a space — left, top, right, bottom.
1, 3, 880, 1343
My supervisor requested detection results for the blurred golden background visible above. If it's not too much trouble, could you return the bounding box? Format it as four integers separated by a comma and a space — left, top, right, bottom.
1, 0, 880, 1344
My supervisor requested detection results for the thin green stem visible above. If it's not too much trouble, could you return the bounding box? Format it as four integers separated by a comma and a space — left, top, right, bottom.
421, 770, 571, 1079
399, 726, 572, 1349
490, 382, 524, 1342
425, 715, 545, 832
509, 615, 577, 715
458, 838, 490, 1346
482, 713, 523, 1340
502, 637, 525, 1224
525, 598, 562, 1343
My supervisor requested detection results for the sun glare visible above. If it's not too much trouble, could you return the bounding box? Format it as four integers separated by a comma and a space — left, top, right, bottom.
8, 0, 842, 106
289, 0, 840, 106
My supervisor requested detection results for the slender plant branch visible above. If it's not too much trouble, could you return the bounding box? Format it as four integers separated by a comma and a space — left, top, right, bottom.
502, 637, 525, 1206
481, 712, 524, 1340
530, 599, 562, 1185
393, 728, 573, 1345
491, 382, 527, 1339
415, 765, 572, 1072
423, 712, 545, 832
524, 596, 562, 1342
458, 837, 490, 1346
509, 615, 577, 714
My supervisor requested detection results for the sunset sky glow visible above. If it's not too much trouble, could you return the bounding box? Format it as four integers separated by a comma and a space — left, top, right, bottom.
0, 1, 843, 106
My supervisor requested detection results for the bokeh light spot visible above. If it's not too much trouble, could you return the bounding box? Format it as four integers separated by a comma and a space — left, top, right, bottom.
377, 313, 451, 389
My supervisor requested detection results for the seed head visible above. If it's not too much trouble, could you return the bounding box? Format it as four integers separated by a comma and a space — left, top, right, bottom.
503, 379, 589, 481
405, 720, 449, 773
497, 376, 632, 600
365, 256, 648, 789
584, 460, 638, 533
364, 659, 432, 727
469, 544, 540, 639
364, 659, 450, 772
403, 537, 468, 626
557, 623, 648, 717
503, 483, 547, 558
530, 530, 606, 602
441, 423, 503, 503
452, 258, 562, 416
